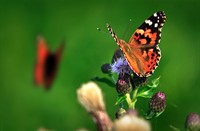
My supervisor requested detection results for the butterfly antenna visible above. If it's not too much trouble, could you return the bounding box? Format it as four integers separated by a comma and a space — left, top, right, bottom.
106, 23, 120, 44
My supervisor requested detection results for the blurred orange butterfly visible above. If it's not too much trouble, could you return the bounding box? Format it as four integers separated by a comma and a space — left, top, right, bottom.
34, 36, 64, 89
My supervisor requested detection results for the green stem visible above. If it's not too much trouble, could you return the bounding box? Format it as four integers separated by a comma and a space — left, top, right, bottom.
125, 93, 133, 109
132, 87, 138, 108
109, 74, 116, 84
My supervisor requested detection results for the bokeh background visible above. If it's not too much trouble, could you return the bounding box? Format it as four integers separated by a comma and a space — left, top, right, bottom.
0, 0, 200, 130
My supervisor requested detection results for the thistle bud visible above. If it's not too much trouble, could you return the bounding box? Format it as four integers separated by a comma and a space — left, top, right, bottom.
77, 82, 113, 131
149, 91, 166, 113
185, 112, 200, 131
116, 73, 132, 95
101, 63, 111, 74
115, 108, 126, 119
77, 82, 105, 112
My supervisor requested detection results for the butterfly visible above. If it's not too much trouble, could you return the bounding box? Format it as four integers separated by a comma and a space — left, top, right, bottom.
107, 11, 166, 77
34, 36, 64, 89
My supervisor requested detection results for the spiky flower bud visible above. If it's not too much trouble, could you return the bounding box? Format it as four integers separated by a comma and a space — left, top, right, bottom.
149, 91, 166, 113
101, 63, 111, 74
115, 108, 126, 119
185, 112, 200, 131
77, 82, 113, 131
116, 73, 132, 95
77, 82, 105, 112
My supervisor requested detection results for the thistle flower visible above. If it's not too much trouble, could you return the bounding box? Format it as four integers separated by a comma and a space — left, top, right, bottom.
116, 73, 132, 95
113, 113, 151, 131
149, 91, 166, 113
146, 92, 166, 119
185, 112, 200, 131
77, 82, 112, 131
111, 58, 132, 75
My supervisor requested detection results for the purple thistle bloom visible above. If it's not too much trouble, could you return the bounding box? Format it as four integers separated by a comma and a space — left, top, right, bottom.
111, 58, 132, 75
149, 91, 166, 113
185, 112, 200, 131
116, 73, 132, 95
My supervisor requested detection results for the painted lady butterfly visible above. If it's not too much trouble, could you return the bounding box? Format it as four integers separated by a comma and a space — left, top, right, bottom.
107, 11, 166, 77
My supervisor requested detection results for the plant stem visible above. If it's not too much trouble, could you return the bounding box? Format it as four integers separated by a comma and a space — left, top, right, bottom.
125, 93, 133, 109
132, 87, 138, 108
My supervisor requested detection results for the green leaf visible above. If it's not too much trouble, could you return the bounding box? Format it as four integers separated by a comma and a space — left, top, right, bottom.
145, 109, 165, 119
115, 95, 127, 105
148, 76, 160, 88
137, 77, 160, 98
91, 76, 115, 87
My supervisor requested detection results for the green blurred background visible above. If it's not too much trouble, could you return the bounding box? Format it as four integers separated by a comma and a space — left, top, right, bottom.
0, 0, 200, 130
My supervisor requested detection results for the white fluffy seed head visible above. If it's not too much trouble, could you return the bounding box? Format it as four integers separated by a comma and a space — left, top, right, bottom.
113, 114, 151, 131
77, 82, 105, 112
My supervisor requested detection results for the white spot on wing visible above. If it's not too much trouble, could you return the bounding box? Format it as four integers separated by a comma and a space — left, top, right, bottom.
154, 13, 157, 17
154, 23, 158, 28
145, 20, 153, 26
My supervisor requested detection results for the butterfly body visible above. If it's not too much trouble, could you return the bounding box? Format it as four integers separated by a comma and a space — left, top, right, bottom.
107, 11, 166, 77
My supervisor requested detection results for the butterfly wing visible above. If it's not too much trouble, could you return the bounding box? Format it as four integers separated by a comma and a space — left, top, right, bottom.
129, 11, 166, 46
34, 36, 49, 86
126, 11, 166, 77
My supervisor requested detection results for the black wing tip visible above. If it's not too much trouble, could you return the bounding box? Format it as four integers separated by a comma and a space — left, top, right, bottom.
154, 11, 166, 19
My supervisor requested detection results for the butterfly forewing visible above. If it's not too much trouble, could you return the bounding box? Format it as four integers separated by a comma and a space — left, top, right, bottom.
129, 11, 166, 47
128, 11, 165, 77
